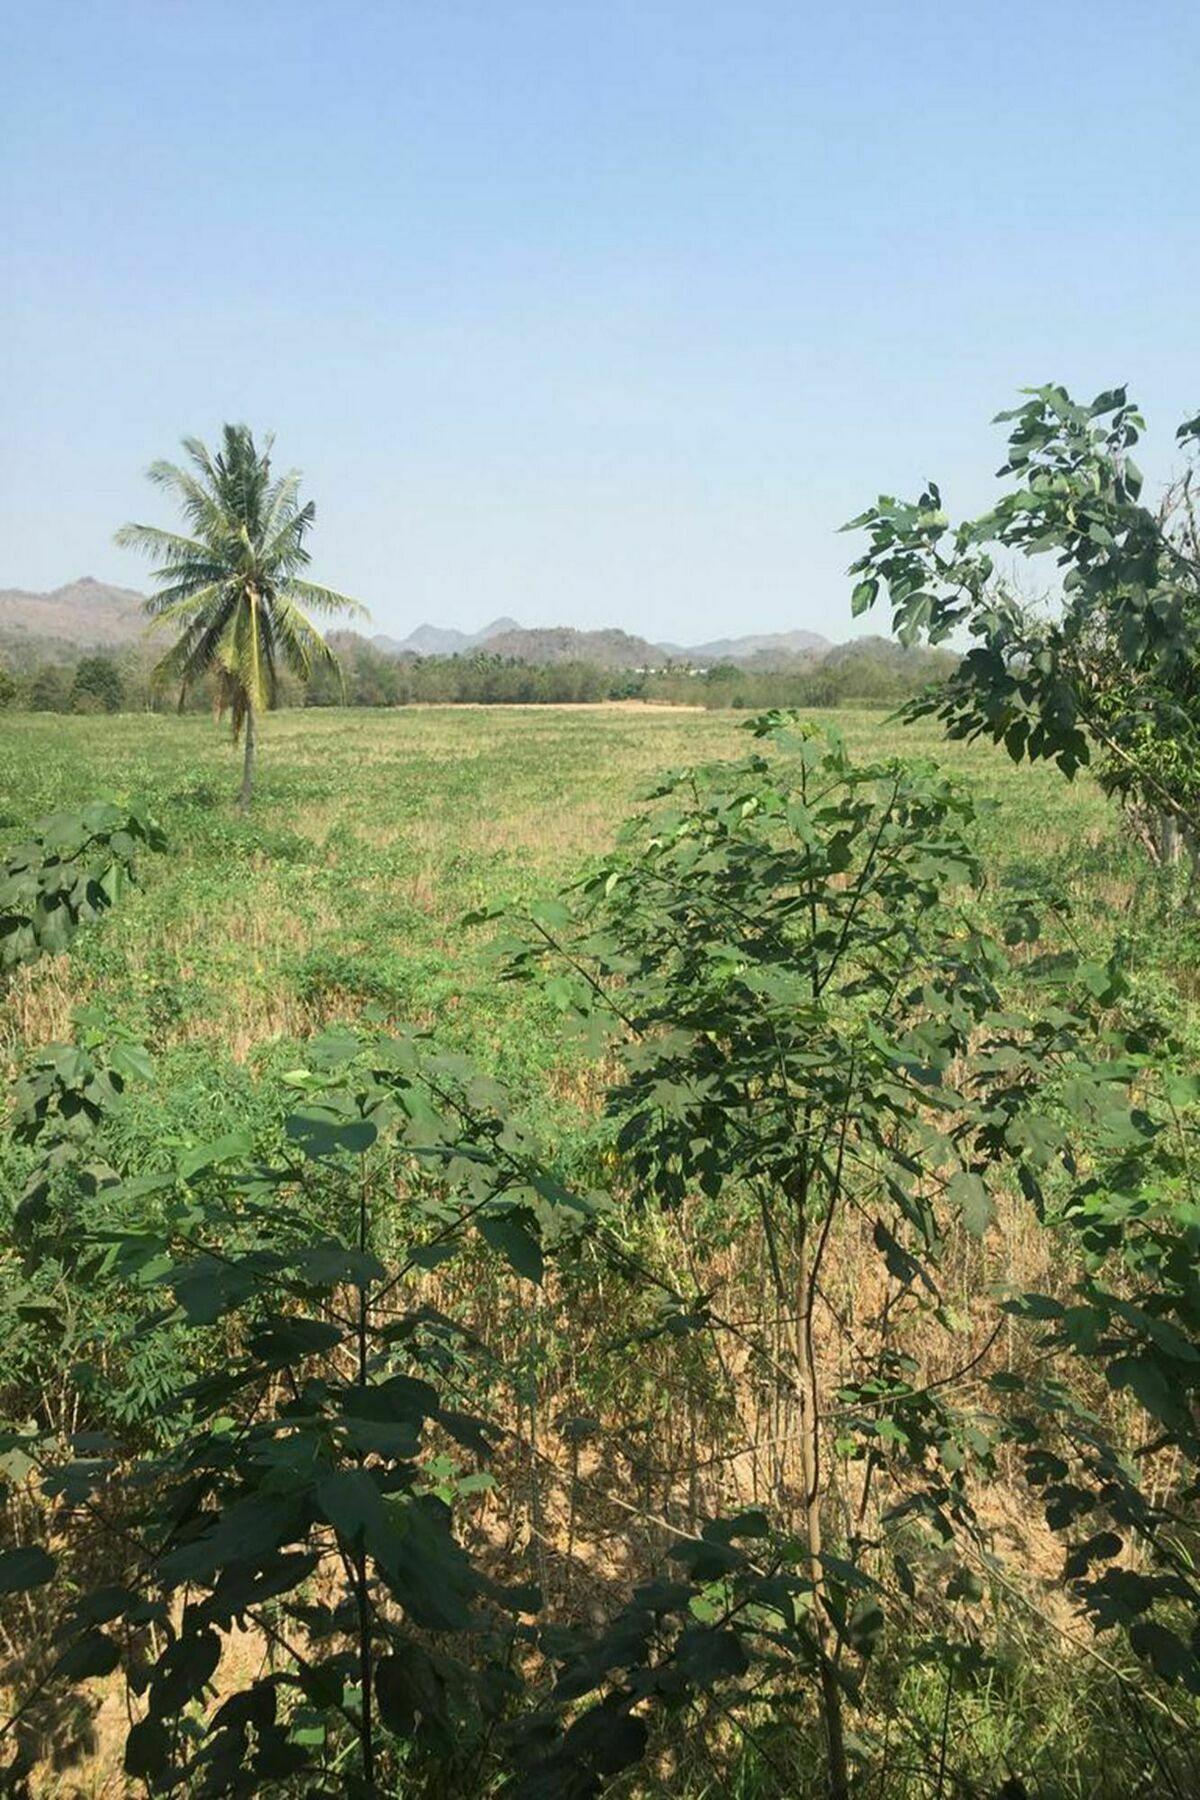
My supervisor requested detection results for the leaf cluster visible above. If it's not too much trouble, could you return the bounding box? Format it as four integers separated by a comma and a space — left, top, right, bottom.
0, 801, 165, 974
847, 385, 1200, 828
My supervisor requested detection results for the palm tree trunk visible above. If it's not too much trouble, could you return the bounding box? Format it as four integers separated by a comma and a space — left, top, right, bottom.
238, 704, 256, 812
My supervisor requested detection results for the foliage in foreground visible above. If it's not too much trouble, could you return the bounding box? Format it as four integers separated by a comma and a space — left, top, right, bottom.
0, 801, 164, 975
849, 385, 1200, 872
0, 722, 1198, 1798
499, 719, 1200, 1791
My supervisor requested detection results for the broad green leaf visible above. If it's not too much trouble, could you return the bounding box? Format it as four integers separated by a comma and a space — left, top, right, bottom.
0, 1545, 55, 1593
285, 1111, 378, 1160
178, 1129, 255, 1180
948, 1170, 993, 1237
476, 1214, 544, 1283
59, 1629, 120, 1680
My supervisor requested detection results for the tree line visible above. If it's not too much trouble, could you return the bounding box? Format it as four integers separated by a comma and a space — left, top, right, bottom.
0, 639, 957, 717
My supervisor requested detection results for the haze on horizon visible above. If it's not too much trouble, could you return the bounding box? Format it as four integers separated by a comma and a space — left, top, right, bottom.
3, 0, 1198, 646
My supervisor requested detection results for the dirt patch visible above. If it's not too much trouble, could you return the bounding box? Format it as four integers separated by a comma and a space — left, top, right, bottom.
397, 700, 705, 713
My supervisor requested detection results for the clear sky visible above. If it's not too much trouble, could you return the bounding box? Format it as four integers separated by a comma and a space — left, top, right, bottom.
2, 0, 1198, 645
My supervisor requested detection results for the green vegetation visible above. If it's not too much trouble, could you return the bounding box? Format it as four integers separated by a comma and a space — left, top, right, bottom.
69, 655, 125, 715
1, 635, 954, 717
0, 800, 164, 974
115, 424, 364, 808
1, 695, 1198, 1797
1, 386, 1199, 1798
851, 385, 1200, 872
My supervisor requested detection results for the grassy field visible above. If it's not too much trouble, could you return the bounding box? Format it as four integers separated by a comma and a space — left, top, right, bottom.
0, 702, 1133, 1074
2, 703, 1194, 1799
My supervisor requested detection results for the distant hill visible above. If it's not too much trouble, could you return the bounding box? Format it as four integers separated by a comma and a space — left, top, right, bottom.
373, 620, 834, 668
659, 628, 830, 664
0, 578, 148, 666
481, 625, 664, 667
0, 581, 882, 676
822, 634, 952, 671
375, 617, 519, 656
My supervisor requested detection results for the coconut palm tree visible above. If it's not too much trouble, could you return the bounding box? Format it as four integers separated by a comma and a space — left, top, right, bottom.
116, 424, 365, 808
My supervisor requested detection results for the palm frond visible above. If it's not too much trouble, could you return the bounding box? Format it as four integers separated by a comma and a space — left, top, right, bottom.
145, 461, 230, 544
285, 577, 369, 619
255, 608, 282, 707
143, 582, 233, 632
261, 500, 316, 574
259, 470, 304, 546
226, 590, 270, 716
268, 594, 337, 681
179, 437, 219, 486
215, 425, 272, 539
151, 601, 237, 692
114, 522, 213, 568
141, 563, 229, 603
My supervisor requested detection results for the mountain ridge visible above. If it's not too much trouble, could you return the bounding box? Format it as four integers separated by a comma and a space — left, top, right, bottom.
2, 580, 841, 670
0, 578, 150, 666
381, 619, 833, 667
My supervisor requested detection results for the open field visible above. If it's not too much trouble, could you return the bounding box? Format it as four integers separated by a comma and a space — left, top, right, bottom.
0, 702, 1134, 1072
3, 704, 1198, 1799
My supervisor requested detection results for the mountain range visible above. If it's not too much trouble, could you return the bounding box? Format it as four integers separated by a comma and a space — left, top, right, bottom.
0, 578, 148, 665
1, 580, 835, 670
371, 620, 831, 668
371, 617, 520, 657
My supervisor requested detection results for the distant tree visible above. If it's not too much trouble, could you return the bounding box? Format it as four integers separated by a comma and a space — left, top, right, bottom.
28, 665, 71, 713
0, 663, 16, 709
303, 656, 343, 707
71, 655, 123, 714
115, 424, 364, 808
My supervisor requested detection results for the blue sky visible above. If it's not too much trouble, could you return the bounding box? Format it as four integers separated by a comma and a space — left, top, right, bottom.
3, 0, 1198, 644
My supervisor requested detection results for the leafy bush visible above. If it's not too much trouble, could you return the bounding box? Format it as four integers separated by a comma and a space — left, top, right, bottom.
0, 801, 165, 974
0, 1025, 600, 1793
71, 656, 124, 715
497, 717, 1200, 1792
2, 716, 1199, 1797
848, 384, 1200, 872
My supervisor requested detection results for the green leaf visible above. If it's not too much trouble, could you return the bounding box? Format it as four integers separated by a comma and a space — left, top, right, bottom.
675, 1624, 749, 1683
1129, 1620, 1200, 1691
947, 1170, 993, 1238
851, 578, 878, 617
248, 1315, 345, 1366
848, 1596, 885, 1655
106, 1042, 154, 1084
1106, 1355, 1176, 1424
315, 1467, 388, 1545
0, 1545, 55, 1593
59, 1629, 120, 1680
476, 1214, 544, 1283
152, 1625, 222, 1711
285, 1111, 378, 1160
179, 1129, 255, 1180
125, 1715, 171, 1781
373, 1494, 478, 1631
290, 1243, 386, 1288
376, 1644, 448, 1738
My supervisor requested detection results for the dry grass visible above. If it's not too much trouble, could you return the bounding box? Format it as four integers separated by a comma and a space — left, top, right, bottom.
1, 958, 88, 1055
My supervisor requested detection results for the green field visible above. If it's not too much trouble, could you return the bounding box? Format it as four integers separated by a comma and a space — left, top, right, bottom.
0, 702, 1130, 1070
2, 703, 1196, 1799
